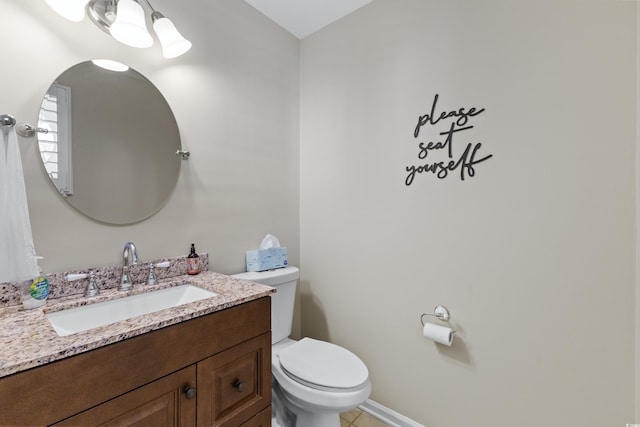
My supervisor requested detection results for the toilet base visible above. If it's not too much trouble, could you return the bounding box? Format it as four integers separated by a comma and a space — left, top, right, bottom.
273, 380, 341, 427
290, 410, 340, 427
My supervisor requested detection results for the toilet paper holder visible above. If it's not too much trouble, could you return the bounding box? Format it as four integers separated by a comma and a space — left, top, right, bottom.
420, 305, 451, 326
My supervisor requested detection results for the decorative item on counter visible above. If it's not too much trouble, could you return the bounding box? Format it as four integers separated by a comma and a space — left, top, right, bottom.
20, 276, 50, 309
187, 243, 200, 275
245, 234, 288, 272
19, 257, 49, 309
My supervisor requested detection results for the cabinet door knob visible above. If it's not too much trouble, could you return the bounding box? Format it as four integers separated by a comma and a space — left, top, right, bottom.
184, 386, 197, 399
234, 379, 245, 393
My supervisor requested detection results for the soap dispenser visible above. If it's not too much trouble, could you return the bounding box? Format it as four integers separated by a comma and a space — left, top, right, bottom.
187, 243, 200, 275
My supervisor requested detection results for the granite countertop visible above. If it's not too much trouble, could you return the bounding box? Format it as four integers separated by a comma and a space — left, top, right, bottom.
0, 271, 274, 378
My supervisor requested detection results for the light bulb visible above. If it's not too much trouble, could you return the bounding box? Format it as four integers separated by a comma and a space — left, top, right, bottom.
109, 0, 153, 48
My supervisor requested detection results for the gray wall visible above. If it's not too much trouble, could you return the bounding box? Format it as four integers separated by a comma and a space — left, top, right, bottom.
300, 0, 636, 425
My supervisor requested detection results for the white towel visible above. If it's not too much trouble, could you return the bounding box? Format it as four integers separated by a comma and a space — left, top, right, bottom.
0, 126, 39, 283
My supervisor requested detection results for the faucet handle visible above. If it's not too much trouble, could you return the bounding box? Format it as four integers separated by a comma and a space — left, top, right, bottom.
147, 263, 157, 286
66, 271, 100, 297
84, 271, 100, 298
147, 261, 170, 286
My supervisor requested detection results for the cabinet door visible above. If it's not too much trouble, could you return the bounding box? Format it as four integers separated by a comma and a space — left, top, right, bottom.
53, 366, 197, 427
197, 333, 271, 427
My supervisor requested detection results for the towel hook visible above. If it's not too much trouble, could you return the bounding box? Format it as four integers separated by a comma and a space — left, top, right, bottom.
420, 305, 451, 326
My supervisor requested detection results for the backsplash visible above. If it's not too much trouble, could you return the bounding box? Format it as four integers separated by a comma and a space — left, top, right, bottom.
0, 254, 209, 308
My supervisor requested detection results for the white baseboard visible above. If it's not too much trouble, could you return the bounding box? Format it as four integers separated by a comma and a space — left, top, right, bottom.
359, 399, 425, 427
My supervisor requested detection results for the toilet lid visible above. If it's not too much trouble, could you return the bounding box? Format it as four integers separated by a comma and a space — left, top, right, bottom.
278, 338, 369, 390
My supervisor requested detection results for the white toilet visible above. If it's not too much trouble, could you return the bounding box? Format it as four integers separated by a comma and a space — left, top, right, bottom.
232, 266, 371, 427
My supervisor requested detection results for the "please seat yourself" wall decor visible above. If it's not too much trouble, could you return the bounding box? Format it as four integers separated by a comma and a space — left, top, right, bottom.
405, 94, 492, 186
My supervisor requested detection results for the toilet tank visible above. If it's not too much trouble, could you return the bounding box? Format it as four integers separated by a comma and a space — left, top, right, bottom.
231, 266, 299, 344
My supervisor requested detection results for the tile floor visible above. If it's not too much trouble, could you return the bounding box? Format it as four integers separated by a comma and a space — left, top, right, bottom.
340, 408, 392, 427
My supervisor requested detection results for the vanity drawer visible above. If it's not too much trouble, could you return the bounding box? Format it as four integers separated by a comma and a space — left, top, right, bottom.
53, 365, 197, 426
197, 333, 271, 427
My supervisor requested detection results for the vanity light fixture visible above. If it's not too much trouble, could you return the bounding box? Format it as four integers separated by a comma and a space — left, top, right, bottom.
45, 0, 192, 58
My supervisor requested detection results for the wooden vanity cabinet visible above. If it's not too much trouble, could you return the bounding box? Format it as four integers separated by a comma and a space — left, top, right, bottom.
0, 297, 271, 427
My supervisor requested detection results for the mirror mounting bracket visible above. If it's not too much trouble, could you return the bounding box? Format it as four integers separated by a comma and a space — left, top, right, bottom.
176, 149, 190, 160
16, 122, 49, 138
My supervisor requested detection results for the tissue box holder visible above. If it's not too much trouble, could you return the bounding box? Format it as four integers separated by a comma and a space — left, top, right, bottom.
246, 247, 288, 272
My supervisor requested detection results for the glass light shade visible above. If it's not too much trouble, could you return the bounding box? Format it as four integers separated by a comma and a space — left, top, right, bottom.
45, 0, 90, 22
109, 0, 153, 48
153, 17, 192, 58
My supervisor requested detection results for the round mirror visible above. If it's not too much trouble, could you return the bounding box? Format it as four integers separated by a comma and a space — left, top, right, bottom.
37, 60, 181, 225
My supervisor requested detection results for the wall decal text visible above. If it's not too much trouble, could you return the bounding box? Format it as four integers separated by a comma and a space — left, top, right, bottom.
405, 94, 492, 185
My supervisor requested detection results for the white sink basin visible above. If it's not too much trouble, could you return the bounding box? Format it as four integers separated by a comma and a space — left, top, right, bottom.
46, 284, 218, 337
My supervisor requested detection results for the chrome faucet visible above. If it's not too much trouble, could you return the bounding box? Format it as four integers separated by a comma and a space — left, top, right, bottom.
119, 241, 139, 291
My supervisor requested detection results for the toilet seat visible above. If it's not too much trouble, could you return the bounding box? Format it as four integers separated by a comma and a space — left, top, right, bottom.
278, 338, 369, 391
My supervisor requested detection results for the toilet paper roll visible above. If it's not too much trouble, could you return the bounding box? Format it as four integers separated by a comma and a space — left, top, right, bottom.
422, 322, 454, 346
